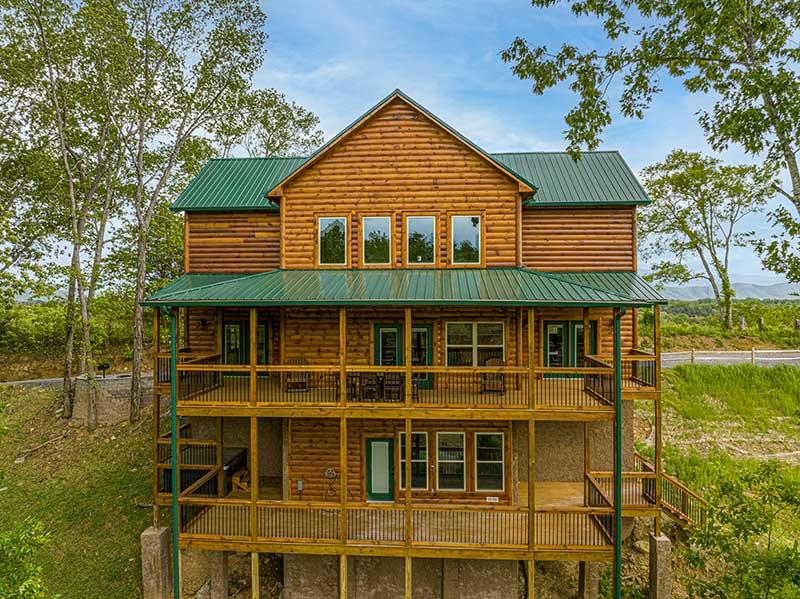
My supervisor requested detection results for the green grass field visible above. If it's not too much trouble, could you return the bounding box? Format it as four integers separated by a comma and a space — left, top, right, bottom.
662, 364, 800, 432
0, 385, 152, 599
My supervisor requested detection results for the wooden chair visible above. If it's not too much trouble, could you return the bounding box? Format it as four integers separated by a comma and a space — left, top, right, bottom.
358, 372, 381, 402
382, 372, 405, 403
481, 358, 505, 394
285, 357, 310, 392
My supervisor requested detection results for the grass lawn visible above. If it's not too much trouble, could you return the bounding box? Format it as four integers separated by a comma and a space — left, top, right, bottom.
0, 385, 153, 599
662, 364, 800, 432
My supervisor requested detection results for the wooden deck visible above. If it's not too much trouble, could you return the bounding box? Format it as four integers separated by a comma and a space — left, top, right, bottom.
172, 369, 622, 412
179, 482, 616, 555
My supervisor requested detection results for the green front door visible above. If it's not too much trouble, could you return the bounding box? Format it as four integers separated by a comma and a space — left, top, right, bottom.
223, 320, 269, 369
544, 320, 597, 376
411, 324, 433, 389
366, 437, 394, 501
374, 324, 403, 366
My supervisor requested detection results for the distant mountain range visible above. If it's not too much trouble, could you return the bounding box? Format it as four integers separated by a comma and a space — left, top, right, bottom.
662, 282, 800, 301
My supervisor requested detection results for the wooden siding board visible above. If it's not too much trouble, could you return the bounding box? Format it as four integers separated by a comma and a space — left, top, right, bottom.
187, 212, 280, 273
280, 99, 521, 269
521, 207, 635, 272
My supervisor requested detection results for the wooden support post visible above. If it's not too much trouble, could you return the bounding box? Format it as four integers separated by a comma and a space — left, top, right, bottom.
527, 559, 535, 599
183, 308, 190, 348
583, 307, 590, 364
528, 307, 536, 409
215, 308, 223, 354
339, 307, 347, 405
583, 421, 590, 505
216, 417, 224, 497
516, 307, 524, 366
527, 414, 536, 555
250, 416, 259, 543
339, 416, 348, 544
404, 417, 412, 548
340, 554, 347, 599
404, 308, 412, 407
250, 309, 257, 406
404, 555, 412, 599
251, 552, 260, 599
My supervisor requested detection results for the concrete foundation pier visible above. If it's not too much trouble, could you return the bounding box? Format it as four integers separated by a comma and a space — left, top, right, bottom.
141, 527, 172, 599
649, 534, 672, 599
209, 551, 229, 599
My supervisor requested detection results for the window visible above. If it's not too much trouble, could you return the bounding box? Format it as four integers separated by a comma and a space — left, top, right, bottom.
362, 216, 391, 265
436, 432, 465, 491
318, 216, 347, 265
399, 432, 428, 490
445, 322, 505, 366
406, 216, 436, 264
475, 433, 504, 491
451, 215, 481, 264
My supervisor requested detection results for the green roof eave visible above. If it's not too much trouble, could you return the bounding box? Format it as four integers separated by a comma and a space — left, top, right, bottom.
142, 268, 666, 308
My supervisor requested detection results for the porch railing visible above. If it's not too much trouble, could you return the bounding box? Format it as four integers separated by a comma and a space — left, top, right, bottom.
177, 499, 613, 552
172, 361, 623, 411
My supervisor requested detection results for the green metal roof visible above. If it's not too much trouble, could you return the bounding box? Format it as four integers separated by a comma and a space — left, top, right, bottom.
170, 157, 305, 212
144, 268, 665, 307
493, 152, 650, 207
168, 91, 649, 212
546, 271, 664, 304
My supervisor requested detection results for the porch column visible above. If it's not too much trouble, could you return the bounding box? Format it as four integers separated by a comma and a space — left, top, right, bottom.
405, 417, 412, 548
404, 308, 412, 407
169, 307, 180, 599
654, 305, 662, 533
216, 417, 224, 497
582, 308, 590, 364
339, 416, 347, 544
251, 552, 260, 599
612, 308, 624, 599
250, 416, 259, 542
339, 555, 347, 599
250, 309, 257, 405
339, 308, 347, 405
527, 305, 537, 595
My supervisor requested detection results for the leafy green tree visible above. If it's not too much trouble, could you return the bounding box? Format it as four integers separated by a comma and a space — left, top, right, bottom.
0, 518, 51, 599
502, 0, 800, 283
213, 88, 324, 158
685, 461, 800, 598
639, 151, 773, 329
113, 0, 267, 422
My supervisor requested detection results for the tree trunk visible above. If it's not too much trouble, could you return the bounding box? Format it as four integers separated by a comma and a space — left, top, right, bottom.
76, 276, 98, 431
62, 265, 77, 418
129, 228, 149, 423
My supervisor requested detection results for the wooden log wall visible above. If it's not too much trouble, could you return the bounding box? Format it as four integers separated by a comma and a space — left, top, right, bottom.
279, 98, 521, 269
185, 211, 280, 273
521, 206, 636, 271
182, 306, 633, 363
287, 418, 512, 504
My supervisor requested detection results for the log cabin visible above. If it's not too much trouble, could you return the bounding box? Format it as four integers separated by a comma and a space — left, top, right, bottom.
143, 90, 703, 599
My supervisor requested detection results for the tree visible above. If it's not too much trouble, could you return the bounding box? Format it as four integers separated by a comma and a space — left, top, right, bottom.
0, 518, 51, 599
685, 461, 800, 598
639, 150, 773, 329
5, 0, 129, 426
502, 0, 800, 282
114, 0, 267, 423
212, 88, 324, 158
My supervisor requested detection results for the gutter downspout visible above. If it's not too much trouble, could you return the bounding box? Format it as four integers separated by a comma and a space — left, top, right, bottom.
168, 307, 180, 599
613, 307, 625, 599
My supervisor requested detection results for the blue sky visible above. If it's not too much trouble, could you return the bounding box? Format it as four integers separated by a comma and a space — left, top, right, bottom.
256, 0, 791, 284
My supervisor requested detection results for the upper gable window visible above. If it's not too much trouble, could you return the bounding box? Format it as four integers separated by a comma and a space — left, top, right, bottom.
362, 216, 392, 266
406, 216, 436, 265
318, 216, 347, 265
451, 215, 481, 264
